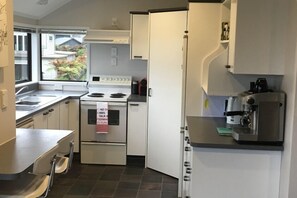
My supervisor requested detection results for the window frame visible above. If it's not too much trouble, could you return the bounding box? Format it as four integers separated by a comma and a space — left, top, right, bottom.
14, 29, 33, 85
39, 29, 88, 82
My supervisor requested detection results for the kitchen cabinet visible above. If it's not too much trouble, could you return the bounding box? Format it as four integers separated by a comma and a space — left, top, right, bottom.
130, 12, 149, 60
127, 102, 147, 156
227, 0, 287, 75
147, 9, 187, 178
33, 103, 60, 129
59, 100, 69, 130
68, 99, 80, 152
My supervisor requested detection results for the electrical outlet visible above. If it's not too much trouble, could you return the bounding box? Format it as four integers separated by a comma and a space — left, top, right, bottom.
1, 89, 8, 110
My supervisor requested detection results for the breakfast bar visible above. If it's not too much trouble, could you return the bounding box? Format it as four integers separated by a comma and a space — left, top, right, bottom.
0, 128, 73, 180
184, 116, 283, 198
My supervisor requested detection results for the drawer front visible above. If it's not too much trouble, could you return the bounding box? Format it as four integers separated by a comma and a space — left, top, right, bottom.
81, 142, 126, 165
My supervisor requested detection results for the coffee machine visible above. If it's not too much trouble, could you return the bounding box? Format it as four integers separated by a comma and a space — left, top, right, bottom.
232, 91, 286, 143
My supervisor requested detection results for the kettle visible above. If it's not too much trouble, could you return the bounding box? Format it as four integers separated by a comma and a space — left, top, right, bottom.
225, 96, 241, 125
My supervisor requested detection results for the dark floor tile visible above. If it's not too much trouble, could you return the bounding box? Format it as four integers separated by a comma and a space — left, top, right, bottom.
78, 172, 102, 180
123, 167, 144, 175
114, 189, 138, 198
100, 173, 122, 181
47, 186, 71, 197
117, 182, 140, 190
161, 190, 178, 198
162, 183, 178, 192
120, 175, 142, 182
143, 168, 164, 176
53, 177, 77, 186
137, 190, 161, 198
140, 182, 162, 191
162, 175, 178, 184
90, 181, 117, 197
142, 175, 162, 183
67, 179, 96, 195
104, 166, 125, 174
63, 195, 90, 198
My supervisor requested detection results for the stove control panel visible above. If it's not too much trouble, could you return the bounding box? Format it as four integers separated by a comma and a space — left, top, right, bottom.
89, 75, 132, 86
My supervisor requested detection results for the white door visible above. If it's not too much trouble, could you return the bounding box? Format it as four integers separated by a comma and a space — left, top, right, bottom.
147, 10, 187, 178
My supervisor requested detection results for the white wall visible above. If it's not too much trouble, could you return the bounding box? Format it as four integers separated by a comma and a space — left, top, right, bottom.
279, 0, 297, 197
90, 44, 147, 81
0, 0, 16, 145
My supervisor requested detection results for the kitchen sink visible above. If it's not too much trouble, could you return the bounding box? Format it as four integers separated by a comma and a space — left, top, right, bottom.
16, 101, 40, 105
15, 94, 62, 111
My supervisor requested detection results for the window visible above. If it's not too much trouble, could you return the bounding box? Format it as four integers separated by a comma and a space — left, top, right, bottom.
14, 29, 32, 84
40, 29, 87, 81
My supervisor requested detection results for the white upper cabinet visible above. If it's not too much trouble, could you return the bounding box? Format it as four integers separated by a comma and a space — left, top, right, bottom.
130, 12, 149, 60
227, 0, 287, 75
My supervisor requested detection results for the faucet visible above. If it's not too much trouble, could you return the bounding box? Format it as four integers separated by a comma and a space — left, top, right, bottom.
15, 86, 29, 96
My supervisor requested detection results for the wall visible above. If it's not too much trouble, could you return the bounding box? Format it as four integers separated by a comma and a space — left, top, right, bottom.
90, 44, 147, 81
0, 0, 16, 145
37, 0, 187, 29
279, 0, 297, 197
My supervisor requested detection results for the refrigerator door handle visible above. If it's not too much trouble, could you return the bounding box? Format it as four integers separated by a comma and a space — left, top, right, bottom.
148, 88, 152, 97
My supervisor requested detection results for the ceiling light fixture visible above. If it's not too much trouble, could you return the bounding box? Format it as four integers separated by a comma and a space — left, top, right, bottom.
37, 0, 48, 5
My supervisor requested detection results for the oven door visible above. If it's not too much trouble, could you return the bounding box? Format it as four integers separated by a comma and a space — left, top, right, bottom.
81, 101, 127, 143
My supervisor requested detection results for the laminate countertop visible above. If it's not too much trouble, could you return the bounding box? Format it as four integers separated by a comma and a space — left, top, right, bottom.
0, 128, 73, 180
186, 116, 283, 151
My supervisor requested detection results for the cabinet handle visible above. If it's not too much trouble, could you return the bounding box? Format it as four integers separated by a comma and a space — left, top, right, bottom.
186, 168, 192, 174
184, 161, 191, 167
43, 112, 49, 116
133, 55, 143, 59
49, 109, 54, 112
65, 101, 70, 104
185, 136, 189, 141
225, 65, 231, 69
185, 147, 191, 152
129, 103, 139, 106
184, 175, 191, 181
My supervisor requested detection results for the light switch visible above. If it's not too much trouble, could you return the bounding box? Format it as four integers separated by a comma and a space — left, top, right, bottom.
111, 47, 117, 57
1, 89, 8, 110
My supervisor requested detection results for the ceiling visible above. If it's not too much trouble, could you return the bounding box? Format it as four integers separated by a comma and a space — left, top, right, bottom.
13, 0, 72, 20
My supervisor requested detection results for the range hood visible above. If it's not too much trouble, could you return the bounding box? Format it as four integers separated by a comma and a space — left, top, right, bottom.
84, 29, 130, 44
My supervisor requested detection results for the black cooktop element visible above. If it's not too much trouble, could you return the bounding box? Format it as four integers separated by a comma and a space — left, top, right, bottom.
110, 93, 126, 98
88, 93, 104, 97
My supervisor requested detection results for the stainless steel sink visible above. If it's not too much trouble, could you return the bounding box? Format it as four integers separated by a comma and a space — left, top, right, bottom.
16, 101, 40, 105
15, 94, 61, 111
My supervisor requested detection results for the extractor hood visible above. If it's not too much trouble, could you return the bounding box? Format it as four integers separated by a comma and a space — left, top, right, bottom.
83, 29, 130, 44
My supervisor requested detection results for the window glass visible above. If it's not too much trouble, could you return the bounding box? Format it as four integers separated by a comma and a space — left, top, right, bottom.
14, 31, 31, 84
40, 31, 87, 81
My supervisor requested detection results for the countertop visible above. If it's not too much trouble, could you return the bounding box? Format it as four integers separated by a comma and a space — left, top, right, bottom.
16, 90, 88, 123
128, 94, 147, 102
186, 116, 284, 151
0, 128, 73, 180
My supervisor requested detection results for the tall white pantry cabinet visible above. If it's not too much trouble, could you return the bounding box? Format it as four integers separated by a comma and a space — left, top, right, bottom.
147, 9, 187, 179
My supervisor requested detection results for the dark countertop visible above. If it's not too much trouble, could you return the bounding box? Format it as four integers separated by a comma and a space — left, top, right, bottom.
128, 94, 147, 102
0, 129, 73, 180
186, 116, 284, 151
16, 90, 88, 123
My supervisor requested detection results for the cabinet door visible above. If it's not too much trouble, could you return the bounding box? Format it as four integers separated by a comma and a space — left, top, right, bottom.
68, 99, 80, 152
127, 102, 147, 155
59, 100, 70, 130
130, 13, 149, 60
228, 0, 286, 75
33, 110, 48, 129
147, 10, 187, 178
47, 104, 60, 129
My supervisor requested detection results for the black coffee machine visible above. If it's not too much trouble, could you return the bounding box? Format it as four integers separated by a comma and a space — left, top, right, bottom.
139, 79, 147, 96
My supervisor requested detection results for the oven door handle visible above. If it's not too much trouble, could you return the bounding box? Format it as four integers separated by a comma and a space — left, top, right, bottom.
81, 101, 127, 107
81, 142, 126, 146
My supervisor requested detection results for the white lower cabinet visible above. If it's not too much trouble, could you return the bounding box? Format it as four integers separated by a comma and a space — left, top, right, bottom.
59, 100, 70, 130
127, 102, 147, 156
68, 99, 80, 152
33, 103, 60, 129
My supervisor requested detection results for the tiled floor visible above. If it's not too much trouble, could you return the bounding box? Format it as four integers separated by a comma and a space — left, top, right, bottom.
48, 158, 178, 198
